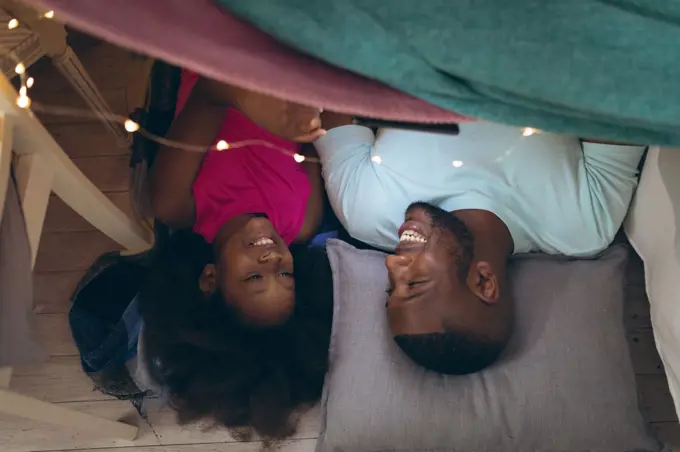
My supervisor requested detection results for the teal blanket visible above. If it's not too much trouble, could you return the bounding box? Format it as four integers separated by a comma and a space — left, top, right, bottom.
216, 0, 680, 145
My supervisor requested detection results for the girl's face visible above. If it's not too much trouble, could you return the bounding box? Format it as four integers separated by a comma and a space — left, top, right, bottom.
200, 217, 295, 326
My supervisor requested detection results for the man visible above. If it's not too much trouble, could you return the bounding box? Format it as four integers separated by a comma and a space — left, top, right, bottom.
314, 114, 645, 375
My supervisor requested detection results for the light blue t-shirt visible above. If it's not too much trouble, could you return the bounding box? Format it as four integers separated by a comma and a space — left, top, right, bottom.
314, 122, 645, 256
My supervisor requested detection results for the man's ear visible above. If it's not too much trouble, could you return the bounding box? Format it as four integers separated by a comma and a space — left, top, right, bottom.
199, 264, 218, 296
467, 261, 500, 304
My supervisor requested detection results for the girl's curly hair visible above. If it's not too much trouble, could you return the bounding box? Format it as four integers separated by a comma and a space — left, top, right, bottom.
139, 230, 333, 439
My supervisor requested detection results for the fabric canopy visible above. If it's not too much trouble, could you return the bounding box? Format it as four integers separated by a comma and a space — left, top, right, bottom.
32, 0, 463, 124
217, 0, 680, 146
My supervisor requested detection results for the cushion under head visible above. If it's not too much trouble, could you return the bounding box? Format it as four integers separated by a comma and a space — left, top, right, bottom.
319, 239, 661, 452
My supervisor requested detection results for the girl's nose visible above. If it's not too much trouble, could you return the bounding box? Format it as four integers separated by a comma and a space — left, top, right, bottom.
259, 251, 283, 264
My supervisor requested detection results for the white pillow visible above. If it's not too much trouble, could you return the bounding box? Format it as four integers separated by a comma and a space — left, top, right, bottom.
624, 145, 680, 419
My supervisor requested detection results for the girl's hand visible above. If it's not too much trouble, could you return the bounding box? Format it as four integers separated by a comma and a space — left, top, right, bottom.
235, 91, 326, 142
198, 77, 325, 143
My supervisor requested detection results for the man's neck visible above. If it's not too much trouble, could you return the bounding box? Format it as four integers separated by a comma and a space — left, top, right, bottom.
451, 209, 514, 261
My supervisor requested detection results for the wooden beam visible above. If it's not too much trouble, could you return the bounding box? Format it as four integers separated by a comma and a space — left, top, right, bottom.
0, 388, 139, 440
14, 153, 53, 267
0, 113, 13, 227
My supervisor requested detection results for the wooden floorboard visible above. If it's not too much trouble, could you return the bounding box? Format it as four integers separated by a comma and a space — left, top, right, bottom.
0, 399, 157, 452
34, 231, 122, 273
628, 329, 666, 375
651, 422, 680, 448
638, 374, 679, 423
10, 356, 112, 403
34, 313, 78, 357
33, 87, 129, 125
47, 122, 131, 159
69, 155, 131, 193
33, 270, 84, 313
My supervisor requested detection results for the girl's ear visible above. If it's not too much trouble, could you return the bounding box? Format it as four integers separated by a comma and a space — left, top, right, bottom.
199, 264, 218, 296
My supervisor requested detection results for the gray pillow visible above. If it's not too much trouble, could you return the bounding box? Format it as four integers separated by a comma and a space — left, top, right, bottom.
319, 239, 662, 452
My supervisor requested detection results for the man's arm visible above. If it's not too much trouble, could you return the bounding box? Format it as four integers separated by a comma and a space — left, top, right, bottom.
313, 113, 378, 238
579, 140, 646, 244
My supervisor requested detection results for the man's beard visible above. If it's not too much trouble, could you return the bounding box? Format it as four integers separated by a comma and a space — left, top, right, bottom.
406, 202, 474, 280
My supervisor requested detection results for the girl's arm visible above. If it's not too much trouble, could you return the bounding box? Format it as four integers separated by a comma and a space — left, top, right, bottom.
148, 79, 226, 229
201, 79, 325, 142
294, 144, 324, 243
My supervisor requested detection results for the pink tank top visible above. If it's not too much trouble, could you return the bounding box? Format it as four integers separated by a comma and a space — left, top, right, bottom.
176, 71, 310, 244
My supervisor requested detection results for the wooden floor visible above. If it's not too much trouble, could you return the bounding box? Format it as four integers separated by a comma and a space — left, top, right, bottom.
2, 38, 679, 451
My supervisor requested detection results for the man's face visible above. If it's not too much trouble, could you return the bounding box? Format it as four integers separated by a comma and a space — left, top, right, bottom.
385, 202, 475, 336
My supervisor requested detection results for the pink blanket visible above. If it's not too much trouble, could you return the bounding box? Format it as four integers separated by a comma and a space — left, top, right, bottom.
33, 0, 467, 123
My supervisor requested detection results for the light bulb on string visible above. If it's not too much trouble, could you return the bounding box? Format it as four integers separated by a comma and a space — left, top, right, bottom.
7, 18, 18, 30
14, 63, 25, 75
216, 140, 229, 151
124, 119, 140, 132
43, 11, 55, 19
19, 86, 27, 97
16, 95, 31, 109
26, 77, 34, 88
522, 127, 539, 137
371, 155, 382, 164
21, 102, 322, 164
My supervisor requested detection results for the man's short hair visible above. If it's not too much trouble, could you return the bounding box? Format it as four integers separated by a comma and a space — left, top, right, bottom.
393, 330, 506, 375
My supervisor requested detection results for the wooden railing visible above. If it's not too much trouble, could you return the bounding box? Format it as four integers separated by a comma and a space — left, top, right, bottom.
0, 69, 148, 439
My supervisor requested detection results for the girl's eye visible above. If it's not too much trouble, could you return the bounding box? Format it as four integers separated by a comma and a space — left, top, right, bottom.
408, 280, 425, 287
245, 274, 262, 281
385, 287, 393, 296
279, 272, 294, 278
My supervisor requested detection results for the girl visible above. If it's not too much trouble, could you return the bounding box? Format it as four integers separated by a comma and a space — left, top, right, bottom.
149, 71, 326, 325
140, 71, 332, 438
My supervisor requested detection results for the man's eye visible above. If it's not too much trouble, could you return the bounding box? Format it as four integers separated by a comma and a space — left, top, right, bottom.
408, 280, 425, 287
385, 287, 393, 296
279, 272, 294, 278
245, 274, 262, 281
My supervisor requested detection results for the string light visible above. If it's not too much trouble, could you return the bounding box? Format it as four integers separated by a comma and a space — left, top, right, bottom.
6, 8, 57, 111
216, 140, 229, 151
293, 153, 305, 163
16, 95, 31, 109
452, 160, 463, 167
522, 127, 539, 137
124, 119, 140, 132
371, 155, 382, 164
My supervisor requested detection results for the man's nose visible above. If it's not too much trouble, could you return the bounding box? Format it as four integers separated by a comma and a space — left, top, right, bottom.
259, 251, 283, 264
385, 254, 412, 273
